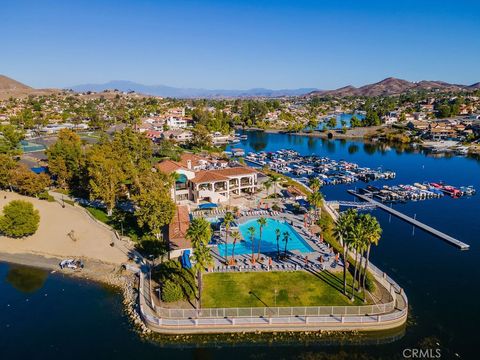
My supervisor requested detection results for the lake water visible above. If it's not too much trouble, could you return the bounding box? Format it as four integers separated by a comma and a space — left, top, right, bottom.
1, 130, 479, 359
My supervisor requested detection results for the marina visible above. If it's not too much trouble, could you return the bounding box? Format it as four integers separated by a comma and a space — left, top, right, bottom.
356, 182, 475, 203
244, 149, 396, 186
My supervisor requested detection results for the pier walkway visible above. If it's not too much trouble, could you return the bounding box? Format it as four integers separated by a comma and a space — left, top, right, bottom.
347, 190, 470, 251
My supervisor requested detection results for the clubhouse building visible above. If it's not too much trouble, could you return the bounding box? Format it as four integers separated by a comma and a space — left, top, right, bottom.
156, 153, 258, 205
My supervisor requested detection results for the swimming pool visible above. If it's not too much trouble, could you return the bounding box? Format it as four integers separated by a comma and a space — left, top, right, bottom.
217, 218, 314, 256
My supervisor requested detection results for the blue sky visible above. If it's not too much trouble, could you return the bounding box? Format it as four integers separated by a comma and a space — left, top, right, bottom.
2, 0, 480, 89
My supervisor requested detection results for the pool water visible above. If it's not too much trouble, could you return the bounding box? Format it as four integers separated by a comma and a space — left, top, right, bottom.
217, 218, 314, 256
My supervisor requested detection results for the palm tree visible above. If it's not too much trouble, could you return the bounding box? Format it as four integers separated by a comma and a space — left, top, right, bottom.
230, 229, 241, 265
360, 214, 382, 302
307, 191, 324, 221
264, 180, 272, 197
334, 209, 356, 296
283, 231, 290, 258
309, 178, 322, 193
223, 212, 234, 263
349, 220, 365, 301
186, 218, 213, 309
256, 217, 267, 260
248, 226, 256, 264
275, 228, 281, 259
270, 174, 281, 198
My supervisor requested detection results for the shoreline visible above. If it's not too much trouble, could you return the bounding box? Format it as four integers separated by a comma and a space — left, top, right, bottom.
0, 251, 129, 288
237, 126, 385, 140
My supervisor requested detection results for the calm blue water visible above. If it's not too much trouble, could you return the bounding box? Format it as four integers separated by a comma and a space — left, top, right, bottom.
218, 218, 313, 256
2, 131, 480, 359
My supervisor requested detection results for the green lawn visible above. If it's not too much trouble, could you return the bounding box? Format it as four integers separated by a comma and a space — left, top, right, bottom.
202, 271, 366, 308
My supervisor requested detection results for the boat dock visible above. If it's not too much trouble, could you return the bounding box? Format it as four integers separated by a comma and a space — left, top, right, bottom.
347, 190, 470, 251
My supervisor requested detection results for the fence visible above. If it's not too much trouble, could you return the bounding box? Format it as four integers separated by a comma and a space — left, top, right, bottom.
139, 262, 407, 332
152, 302, 396, 319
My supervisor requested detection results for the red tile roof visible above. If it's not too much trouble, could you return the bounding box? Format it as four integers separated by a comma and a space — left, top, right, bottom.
168, 205, 191, 250
190, 167, 256, 184
156, 160, 185, 174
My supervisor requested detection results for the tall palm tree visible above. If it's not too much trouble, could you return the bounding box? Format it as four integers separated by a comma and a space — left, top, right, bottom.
334, 209, 356, 296
248, 226, 256, 264
349, 220, 365, 301
309, 177, 322, 193
275, 228, 281, 259
186, 218, 213, 310
283, 231, 290, 258
264, 180, 272, 197
307, 191, 324, 221
270, 174, 281, 198
256, 217, 267, 260
223, 212, 234, 263
360, 214, 382, 301
230, 229, 241, 265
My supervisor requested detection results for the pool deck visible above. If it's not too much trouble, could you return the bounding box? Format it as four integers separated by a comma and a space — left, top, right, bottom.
210, 213, 342, 273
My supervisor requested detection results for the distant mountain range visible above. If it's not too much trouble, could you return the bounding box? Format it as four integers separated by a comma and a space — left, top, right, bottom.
1, 74, 479, 100
69, 80, 317, 98
308, 77, 480, 97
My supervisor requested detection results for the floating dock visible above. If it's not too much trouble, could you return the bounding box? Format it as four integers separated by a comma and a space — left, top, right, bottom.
347, 190, 470, 251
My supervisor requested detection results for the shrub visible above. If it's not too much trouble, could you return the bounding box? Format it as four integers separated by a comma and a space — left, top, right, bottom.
38, 191, 55, 202
0, 200, 40, 237
152, 260, 196, 303
161, 280, 184, 302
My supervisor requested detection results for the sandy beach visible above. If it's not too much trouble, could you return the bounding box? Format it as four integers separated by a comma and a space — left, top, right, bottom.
0, 191, 129, 265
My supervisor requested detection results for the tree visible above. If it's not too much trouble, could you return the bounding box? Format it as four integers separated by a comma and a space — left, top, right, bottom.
230, 229, 241, 265
309, 178, 322, 192
307, 191, 323, 221
307, 116, 319, 130
0, 154, 17, 190
334, 209, 356, 296
46, 129, 84, 189
112, 128, 153, 187
360, 214, 382, 302
256, 217, 267, 260
263, 180, 272, 197
349, 218, 366, 301
270, 174, 281, 197
133, 170, 176, 240
190, 124, 212, 149
248, 226, 256, 264
275, 228, 281, 259
327, 117, 337, 129
0, 200, 40, 238
0, 125, 24, 155
350, 115, 363, 128
10, 165, 51, 197
186, 218, 213, 309
86, 142, 124, 216
223, 212, 234, 262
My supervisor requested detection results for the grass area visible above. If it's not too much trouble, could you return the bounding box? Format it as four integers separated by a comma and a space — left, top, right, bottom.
83, 206, 144, 241
52, 188, 70, 195
202, 271, 366, 308
262, 168, 310, 195
85, 206, 110, 223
